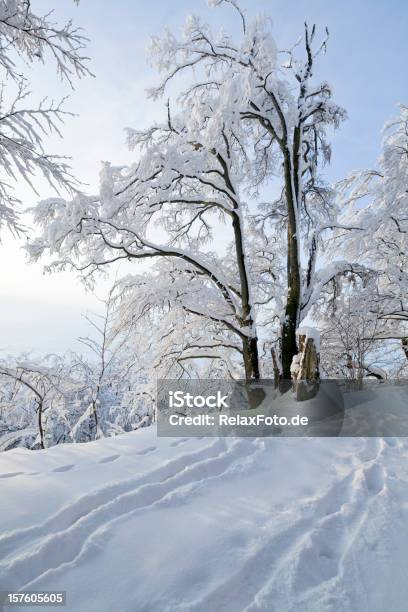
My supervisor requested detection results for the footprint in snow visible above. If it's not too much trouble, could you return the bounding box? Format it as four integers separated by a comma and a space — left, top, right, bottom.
170, 438, 188, 447
136, 446, 157, 455
52, 464, 75, 473
98, 454, 120, 464
363, 464, 385, 495
293, 513, 344, 592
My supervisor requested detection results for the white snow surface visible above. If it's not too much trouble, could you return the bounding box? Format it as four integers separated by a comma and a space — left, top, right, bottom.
1, 387, 408, 611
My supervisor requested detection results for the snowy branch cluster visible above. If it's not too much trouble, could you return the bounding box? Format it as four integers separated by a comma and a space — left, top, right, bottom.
317, 106, 408, 378
0, 290, 154, 451
0, 0, 91, 235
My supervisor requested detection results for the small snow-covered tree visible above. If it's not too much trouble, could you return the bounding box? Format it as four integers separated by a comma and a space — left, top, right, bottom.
0, 355, 68, 449
0, 343, 151, 450
69, 287, 143, 440
317, 279, 392, 380
0, 0, 91, 235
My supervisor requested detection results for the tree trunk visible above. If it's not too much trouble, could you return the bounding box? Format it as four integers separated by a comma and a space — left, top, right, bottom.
91, 391, 99, 440
231, 206, 260, 381
253, 107, 302, 379
243, 336, 260, 381
271, 347, 280, 388
37, 399, 45, 450
281, 152, 301, 379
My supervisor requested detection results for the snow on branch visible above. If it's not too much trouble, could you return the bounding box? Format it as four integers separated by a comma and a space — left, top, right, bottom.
0, 1, 92, 235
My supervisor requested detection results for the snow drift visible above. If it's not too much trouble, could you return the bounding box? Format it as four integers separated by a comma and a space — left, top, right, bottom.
1, 386, 408, 611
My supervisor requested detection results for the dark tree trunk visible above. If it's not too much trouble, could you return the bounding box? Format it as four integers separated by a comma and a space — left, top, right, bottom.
37, 399, 45, 450
271, 347, 280, 388
281, 151, 301, 379
91, 390, 100, 440
230, 199, 260, 381
243, 336, 260, 381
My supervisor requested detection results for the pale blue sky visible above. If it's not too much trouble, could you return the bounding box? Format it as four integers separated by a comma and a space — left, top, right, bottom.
0, 0, 407, 353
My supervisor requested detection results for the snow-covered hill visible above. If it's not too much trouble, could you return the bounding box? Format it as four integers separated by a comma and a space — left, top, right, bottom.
1, 390, 408, 611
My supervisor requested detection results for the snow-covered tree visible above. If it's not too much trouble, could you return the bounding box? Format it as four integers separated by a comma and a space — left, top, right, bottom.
28, 1, 364, 380
69, 287, 145, 440
0, 355, 68, 449
317, 279, 392, 380
0, 340, 151, 450
28, 93, 279, 381
144, 1, 352, 378
0, 0, 91, 235
335, 105, 408, 358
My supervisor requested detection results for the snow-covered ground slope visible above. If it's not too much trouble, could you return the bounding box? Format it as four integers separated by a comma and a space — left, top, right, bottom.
1, 389, 408, 611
